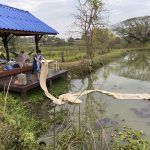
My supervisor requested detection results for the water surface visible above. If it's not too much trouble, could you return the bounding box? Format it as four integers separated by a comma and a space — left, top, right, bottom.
70, 50, 150, 138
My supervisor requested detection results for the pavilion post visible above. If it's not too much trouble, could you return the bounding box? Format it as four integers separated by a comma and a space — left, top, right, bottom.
35, 35, 39, 53
35, 35, 43, 53
2, 33, 11, 62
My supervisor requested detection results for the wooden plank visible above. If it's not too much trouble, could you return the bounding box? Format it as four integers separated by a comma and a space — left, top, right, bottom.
0, 70, 68, 95
0, 29, 57, 36
0, 66, 32, 78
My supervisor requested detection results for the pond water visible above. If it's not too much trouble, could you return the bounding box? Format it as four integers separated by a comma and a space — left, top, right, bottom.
38, 50, 150, 145
69, 50, 150, 139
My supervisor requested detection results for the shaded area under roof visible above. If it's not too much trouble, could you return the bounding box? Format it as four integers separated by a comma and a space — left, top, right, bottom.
0, 4, 58, 36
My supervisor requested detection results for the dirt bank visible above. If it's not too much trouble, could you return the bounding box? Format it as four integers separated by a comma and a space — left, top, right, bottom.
60, 49, 129, 77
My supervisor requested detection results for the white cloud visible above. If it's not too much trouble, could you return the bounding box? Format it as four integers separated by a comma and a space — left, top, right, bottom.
104, 0, 150, 25
0, 0, 150, 38
0, 0, 50, 11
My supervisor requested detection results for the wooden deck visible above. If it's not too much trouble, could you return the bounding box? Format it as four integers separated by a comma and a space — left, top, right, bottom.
0, 65, 32, 78
0, 69, 68, 99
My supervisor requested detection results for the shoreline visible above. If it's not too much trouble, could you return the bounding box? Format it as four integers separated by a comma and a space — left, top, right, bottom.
60, 47, 150, 77
60, 49, 129, 77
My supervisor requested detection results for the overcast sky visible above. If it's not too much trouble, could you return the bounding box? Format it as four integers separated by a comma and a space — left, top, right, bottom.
1, 0, 150, 39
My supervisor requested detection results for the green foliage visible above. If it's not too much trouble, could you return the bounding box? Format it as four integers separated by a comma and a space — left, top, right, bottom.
111, 126, 150, 150
92, 28, 128, 49
27, 78, 69, 103
50, 108, 68, 125
41, 45, 87, 62
8, 37, 30, 52
113, 16, 150, 46
27, 87, 45, 103
49, 78, 69, 97
74, 0, 104, 59
59, 49, 129, 77
0, 37, 2, 46
0, 77, 69, 147
93, 49, 128, 66
40, 35, 66, 46
0, 93, 37, 149
0, 78, 69, 149
56, 130, 80, 149
0, 92, 53, 149
93, 28, 119, 49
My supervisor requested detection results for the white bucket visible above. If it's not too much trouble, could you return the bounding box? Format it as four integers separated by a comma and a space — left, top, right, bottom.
17, 73, 27, 85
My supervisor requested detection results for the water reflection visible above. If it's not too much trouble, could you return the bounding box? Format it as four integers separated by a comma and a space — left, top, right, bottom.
70, 50, 150, 139
38, 50, 150, 146
113, 51, 150, 81
69, 75, 122, 149
130, 108, 150, 118
70, 74, 120, 129
96, 118, 119, 128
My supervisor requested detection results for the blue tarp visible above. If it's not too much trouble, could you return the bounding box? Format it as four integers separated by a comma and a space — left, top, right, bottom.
0, 4, 58, 34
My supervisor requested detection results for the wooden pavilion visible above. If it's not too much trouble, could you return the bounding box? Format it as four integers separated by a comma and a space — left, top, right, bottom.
0, 4, 67, 99
0, 4, 58, 61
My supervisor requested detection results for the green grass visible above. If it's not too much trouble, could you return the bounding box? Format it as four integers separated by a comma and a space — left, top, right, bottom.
0, 93, 37, 149
27, 78, 69, 103
48, 78, 69, 97
40, 45, 87, 62
0, 77, 69, 149
59, 49, 130, 77
40, 45, 131, 65
1, 44, 149, 149
93, 49, 128, 67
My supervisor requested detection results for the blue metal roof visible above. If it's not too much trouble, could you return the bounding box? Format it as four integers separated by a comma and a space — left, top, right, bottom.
0, 4, 58, 35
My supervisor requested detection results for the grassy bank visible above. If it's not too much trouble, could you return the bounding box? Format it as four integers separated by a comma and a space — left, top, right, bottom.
0, 78, 69, 149
60, 47, 150, 77
0, 93, 37, 149
60, 49, 129, 77
1, 47, 150, 149
40, 45, 150, 62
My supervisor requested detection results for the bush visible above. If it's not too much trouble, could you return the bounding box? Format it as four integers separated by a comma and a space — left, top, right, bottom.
111, 126, 149, 150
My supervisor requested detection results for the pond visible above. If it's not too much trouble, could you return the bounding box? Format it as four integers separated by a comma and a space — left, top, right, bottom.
38, 50, 150, 146
69, 50, 150, 139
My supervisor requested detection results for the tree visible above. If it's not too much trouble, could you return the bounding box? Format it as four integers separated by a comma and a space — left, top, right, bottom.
92, 28, 115, 49
68, 37, 74, 45
9, 37, 27, 51
74, 0, 104, 61
40, 36, 65, 46
113, 16, 150, 45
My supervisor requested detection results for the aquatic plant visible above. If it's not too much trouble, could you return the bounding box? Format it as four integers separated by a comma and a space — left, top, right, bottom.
111, 126, 150, 150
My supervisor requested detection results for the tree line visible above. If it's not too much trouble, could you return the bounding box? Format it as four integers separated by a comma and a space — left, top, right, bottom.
73, 0, 150, 60
1, 0, 150, 57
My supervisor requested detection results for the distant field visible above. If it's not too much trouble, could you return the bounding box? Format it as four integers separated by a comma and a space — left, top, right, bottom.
40, 45, 87, 62
39, 45, 112, 62
0, 44, 123, 63
0, 44, 87, 62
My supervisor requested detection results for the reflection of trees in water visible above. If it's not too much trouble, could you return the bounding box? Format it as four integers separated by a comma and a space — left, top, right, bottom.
80, 74, 107, 119
85, 75, 104, 121
81, 74, 109, 149
70, 77, 87, 93
113, 51, 150, 81
70, 74, 109, 148
102, 65, 114, 80
47, 75, 121, 149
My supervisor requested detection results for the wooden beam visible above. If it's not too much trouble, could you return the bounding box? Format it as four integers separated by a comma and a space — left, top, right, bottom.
35, 35, 43, 53
35, 35, 39, 53
0, 29, 57, 37
2, 33, 11, 62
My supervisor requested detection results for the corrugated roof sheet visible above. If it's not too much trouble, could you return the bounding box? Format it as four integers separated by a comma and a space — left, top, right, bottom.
0, 4, 58, 34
